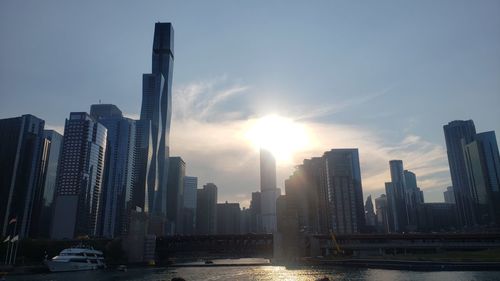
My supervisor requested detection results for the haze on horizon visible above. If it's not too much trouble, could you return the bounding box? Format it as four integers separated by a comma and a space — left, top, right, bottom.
1, 0, 499, 207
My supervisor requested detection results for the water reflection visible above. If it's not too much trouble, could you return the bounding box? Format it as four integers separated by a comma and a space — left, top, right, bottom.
7, 266, 500, 281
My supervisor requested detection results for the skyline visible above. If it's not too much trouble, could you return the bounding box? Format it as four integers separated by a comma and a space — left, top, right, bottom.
1, 1, 500, 206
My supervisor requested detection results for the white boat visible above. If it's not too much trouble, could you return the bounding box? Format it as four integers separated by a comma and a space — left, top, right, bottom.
44, 246, 106, 272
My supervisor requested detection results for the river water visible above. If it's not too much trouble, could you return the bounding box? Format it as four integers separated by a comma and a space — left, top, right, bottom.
6, 266, 500, 281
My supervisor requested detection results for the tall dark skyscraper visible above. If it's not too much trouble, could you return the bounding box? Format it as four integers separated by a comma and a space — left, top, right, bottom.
323, 149, 365, 234
30, 130, 63, 238
0, 115, 46, 238
443, 120, 477, 227
90, 104, 136, 238
51, 112, 107, 239
138, 23, 174, 230
463, 131, 500, 225
385, 160, 409, 232
284, 157, 329, 234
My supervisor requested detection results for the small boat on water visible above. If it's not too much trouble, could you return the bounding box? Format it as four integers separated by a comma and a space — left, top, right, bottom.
44, 246, 106, 272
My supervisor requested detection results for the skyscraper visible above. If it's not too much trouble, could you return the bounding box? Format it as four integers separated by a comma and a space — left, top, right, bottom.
284, 157, 328, 234
323, 149, 365, 234
166, 156, 185, 234
443, 120, 476, 227
260, 149, 278, 233
90, 104, 136, 238
182, 176, 198, 235
463, 131, 500, 225
196, 183, 217, 234
403, 169, 424, 230
30, 130, 63, 238
385, 160, 409, 232
138, 23, 174, 231
0, 115, 46, 238
51, 112, 107, 239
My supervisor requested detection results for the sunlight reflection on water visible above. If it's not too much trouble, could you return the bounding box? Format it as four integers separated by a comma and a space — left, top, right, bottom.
7, 266, 500, 281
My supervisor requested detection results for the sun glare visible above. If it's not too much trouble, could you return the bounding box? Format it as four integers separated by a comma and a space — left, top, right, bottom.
245, 114, 310, 164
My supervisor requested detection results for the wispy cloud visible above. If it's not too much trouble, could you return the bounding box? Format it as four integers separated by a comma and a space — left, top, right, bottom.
173, 76, 249, 122
295, 85, 397, 121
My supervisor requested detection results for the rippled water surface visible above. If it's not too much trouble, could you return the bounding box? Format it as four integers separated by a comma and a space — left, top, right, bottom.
7, 266, 500, 281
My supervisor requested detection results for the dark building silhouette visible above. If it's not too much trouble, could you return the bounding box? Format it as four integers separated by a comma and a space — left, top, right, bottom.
90, 104, 137, 238
282, 149, 365, 235
216, 202, 241, 235
137, 23, 174, 235
417, 203, 457, 232
443, 120, 477, 227
385, 160, 408, 232
30, 130, 63, 238
276, 195, 302, 258
249, 191, 262, 233
240, 207, 251, 234
166, 156, 185, 234
364, 195, 376, 230
196, 183, 217, 234
403, 170, 424, 231
260, 149, 278, 232
324, 149, 365, 234
444, 120, 500, 228
463, 131, 500, 226
284, 157, 328, 234
51, 112, 107, 239
0, 115, 46, 238
182, 176, 197, 235
375, 194, 389, 233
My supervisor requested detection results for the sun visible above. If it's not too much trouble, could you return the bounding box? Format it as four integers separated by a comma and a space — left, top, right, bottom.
245, 114, 310, 164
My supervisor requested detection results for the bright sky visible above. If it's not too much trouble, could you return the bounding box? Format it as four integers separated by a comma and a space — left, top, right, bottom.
1, 0, 499, 207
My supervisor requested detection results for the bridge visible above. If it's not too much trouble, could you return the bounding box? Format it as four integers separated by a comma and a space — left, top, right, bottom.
156, 234, 273, 260
155, 232, 500, 261
307, 233, 500, 256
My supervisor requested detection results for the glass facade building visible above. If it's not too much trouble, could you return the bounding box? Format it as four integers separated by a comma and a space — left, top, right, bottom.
90, 104, 136, 238
30, 130, 63, 238
51, 112, 107, 239
443, 120, 477, 227
324, 149, 365, 234
0, 114, 45, 238
138, 23, 174, 228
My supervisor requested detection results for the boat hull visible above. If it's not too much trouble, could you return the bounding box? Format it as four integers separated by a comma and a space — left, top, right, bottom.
44, 260, 100, 272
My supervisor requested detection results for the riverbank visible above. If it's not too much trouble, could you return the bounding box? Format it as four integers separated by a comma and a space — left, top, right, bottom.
3, 251, 500, 276
304, 258, 500, 271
